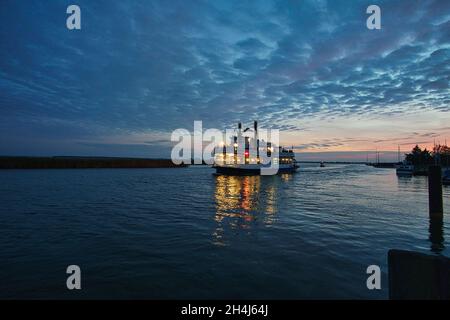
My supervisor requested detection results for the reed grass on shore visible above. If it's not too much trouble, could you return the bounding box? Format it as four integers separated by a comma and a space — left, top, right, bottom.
0, 156, 186, 169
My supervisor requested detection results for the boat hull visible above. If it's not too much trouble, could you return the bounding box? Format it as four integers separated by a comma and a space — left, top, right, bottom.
214, 165, 298, 176
396, 164, 414, 176
396, 170, 413, 176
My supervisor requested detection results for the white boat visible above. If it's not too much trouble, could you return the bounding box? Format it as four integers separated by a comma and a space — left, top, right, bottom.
213, 121, 298, 175
396, 162, 413, 176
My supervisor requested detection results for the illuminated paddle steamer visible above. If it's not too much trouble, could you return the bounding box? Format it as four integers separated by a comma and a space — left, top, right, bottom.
213, 121, 298, 175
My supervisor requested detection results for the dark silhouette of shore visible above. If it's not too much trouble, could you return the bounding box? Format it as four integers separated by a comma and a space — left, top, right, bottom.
0, 156, 186, 169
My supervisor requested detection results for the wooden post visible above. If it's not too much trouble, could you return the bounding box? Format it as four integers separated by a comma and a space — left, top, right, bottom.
429, 215, 444, 253
428, 165, 443, 218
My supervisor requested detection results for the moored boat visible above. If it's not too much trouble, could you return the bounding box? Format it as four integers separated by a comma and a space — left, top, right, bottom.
396, 162, 414, 176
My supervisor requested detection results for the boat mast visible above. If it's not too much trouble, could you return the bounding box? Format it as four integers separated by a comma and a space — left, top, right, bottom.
254, 121, 259, 164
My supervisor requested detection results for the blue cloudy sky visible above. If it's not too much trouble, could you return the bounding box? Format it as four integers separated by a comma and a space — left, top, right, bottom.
0, 0, 449, 160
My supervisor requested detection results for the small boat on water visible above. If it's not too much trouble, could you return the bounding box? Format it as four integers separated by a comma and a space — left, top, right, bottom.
320, 161, 325, 168
396, 162, 414, 176
213, 121, 298, 176
443, 170, 450, 185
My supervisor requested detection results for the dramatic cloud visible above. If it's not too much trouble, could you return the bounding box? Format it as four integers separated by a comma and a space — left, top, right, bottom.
0, 0, 449, 157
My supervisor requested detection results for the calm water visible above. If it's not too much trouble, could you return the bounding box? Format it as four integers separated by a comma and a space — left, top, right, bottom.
1, 164, 449, 299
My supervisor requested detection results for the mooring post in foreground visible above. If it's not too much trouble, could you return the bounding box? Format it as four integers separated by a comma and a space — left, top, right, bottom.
428, 165, 443, 218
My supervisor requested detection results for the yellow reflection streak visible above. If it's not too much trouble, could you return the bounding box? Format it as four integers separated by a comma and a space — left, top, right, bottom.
213, 175, 281, 246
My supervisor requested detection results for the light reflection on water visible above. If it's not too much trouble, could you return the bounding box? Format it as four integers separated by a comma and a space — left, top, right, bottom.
213, 175, 278, 245
211, 165, 449, 255
212, 167, 448, 255
0, 164, 449, 299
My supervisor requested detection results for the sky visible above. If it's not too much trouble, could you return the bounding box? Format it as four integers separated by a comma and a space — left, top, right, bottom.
0, 0, 449, 161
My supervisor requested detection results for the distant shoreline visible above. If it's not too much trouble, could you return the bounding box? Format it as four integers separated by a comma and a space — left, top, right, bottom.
0, 156, 187, 169
296, 160, 367, 165
0, 156, 400, 169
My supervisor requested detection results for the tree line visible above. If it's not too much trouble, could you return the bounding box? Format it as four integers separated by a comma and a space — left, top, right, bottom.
405, 144, 450, 166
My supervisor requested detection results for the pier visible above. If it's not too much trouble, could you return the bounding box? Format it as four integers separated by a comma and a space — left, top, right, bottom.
388, 250, 450, 299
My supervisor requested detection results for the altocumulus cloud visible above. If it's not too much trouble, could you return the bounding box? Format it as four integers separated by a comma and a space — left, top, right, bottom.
0, 0, 449, 157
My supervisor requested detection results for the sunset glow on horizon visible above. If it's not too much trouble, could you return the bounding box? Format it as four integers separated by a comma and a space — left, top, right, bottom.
0, 0, 449, 161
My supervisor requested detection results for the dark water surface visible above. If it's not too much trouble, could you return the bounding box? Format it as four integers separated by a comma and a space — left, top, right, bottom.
1, 164, 449, 299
